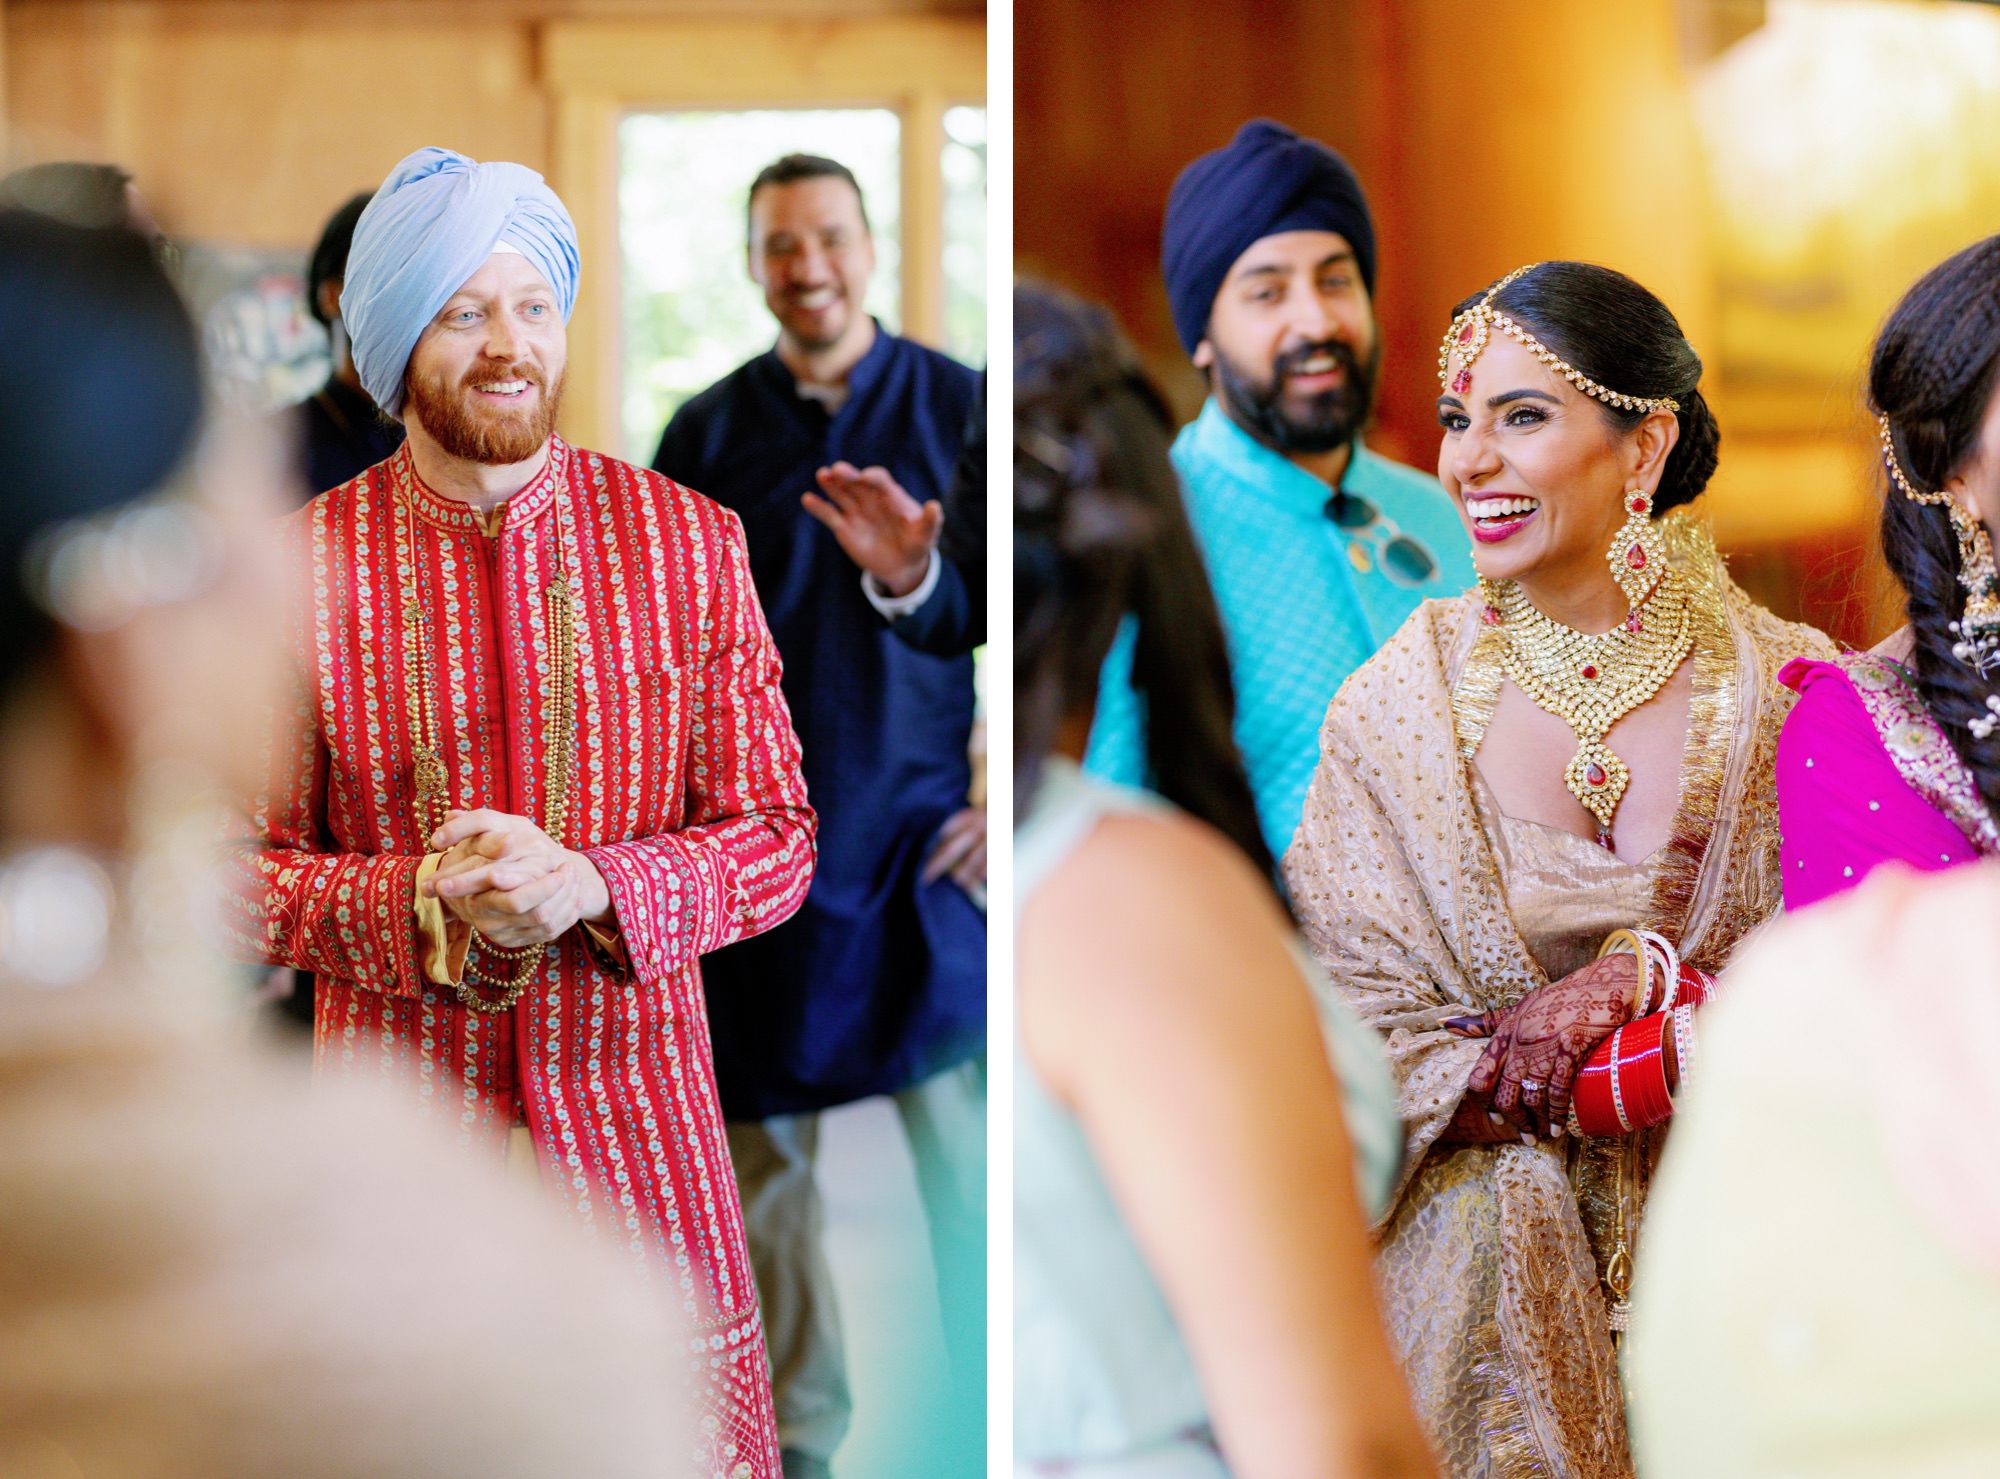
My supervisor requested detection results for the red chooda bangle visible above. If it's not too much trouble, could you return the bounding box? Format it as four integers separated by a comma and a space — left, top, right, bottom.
1571, 1010, 1677, 1137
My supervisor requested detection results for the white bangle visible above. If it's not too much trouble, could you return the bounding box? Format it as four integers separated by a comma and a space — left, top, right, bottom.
1636, 928, 1681, 1013
1670, 1004, 1697, 1100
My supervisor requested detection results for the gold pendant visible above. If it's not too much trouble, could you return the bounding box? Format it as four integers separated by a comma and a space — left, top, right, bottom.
1565, 738, 1630, 837
413, 746, 447, 812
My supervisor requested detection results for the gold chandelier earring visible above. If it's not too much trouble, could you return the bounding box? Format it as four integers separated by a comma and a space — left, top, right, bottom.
1608, 486, 1668, 615
1879, 414, 2000, 678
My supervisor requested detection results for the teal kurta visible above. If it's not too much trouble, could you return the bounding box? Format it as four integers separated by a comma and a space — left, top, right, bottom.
1085, 399, 1473, 859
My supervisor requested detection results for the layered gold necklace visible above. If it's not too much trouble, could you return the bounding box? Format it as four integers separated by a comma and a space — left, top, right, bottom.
394, 451, 579, 1013
1483, 566, 1694, 850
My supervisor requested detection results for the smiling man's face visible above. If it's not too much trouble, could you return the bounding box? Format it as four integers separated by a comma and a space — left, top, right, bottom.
1196, 229, 1379, 456
404, 250, 566, 466
748, 175, 876, 358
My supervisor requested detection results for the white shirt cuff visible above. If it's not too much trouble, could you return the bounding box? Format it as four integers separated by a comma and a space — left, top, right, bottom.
861, 548, 941, 620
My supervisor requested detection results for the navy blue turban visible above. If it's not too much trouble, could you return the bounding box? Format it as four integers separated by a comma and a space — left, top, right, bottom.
1160, 119, 1377, 357
341, 147, 579, 417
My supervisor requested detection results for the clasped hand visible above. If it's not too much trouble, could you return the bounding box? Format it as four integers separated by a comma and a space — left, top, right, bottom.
1440, 952, 1639, 1141
420, 808, 613, 950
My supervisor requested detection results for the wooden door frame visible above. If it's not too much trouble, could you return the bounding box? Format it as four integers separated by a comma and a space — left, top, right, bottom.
541, 14, 985, 452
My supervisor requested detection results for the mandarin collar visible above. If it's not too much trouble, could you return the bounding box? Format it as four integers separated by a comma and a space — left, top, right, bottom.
763, 317, 893, 418
400, 435, 566, 535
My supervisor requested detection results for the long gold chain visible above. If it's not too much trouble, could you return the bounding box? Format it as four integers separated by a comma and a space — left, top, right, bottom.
1484, 567, 1694, 849
395, 451, 579, 1014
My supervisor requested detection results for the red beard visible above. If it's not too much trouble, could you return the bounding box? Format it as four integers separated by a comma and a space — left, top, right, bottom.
405, 358, 565, 465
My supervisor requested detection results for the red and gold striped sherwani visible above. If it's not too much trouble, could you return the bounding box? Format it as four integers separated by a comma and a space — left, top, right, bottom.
226, 437, 815, 1479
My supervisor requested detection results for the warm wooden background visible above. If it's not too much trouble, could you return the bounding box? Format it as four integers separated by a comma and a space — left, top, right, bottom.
1, 0, 984, 452
1015, 0, 1984, 645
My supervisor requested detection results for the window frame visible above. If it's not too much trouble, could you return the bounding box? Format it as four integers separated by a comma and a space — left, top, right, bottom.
542, 15, 986, 453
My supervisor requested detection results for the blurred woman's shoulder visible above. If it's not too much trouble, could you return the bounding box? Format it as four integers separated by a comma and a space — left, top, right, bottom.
1020, 779, 1295, 1025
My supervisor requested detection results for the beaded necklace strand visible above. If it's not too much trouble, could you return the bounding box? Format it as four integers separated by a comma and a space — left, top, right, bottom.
394, 451, 578, 1013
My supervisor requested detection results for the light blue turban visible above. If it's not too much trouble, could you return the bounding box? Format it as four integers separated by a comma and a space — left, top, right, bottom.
341, 146, 580, 417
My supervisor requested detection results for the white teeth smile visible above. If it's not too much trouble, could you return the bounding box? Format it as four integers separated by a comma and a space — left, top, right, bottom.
1466, 496, 1539, 519
1295, 355, 1338, 374
475, 380, 528, 394
794, 289, 838, 308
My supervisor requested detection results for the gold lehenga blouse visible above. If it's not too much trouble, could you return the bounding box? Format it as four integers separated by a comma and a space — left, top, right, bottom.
1282, 522, 1836, 1479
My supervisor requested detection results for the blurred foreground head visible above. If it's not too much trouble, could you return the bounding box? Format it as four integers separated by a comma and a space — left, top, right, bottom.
1013, 280, 1271, 881
0, 1023, 695, 1479
0, 210, 693, 1478
0, 209, 284, 835
0, 161, 141, 230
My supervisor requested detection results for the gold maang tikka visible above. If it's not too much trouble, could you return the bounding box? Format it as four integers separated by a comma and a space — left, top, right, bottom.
1439, 265, 1682, 417
1878, 413, 2000, 684
1448, 267, 1697, 848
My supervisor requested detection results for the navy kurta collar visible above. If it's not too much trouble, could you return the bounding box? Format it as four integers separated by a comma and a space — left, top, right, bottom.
750, 318, 896, 430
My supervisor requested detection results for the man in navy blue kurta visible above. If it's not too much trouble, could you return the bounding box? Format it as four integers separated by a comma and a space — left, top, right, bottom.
650, 153, 984, 1479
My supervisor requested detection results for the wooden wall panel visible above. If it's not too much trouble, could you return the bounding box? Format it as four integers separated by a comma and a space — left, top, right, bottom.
1015, 0, 1365, 417
2, 0, 984, 457
5, 3, 546, 246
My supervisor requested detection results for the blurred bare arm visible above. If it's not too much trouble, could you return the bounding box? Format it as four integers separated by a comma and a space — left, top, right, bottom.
1020, 810, 1437, 1479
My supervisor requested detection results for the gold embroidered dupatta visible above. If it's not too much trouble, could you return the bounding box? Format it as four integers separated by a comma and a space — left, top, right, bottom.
1283, 528, 1835, 1479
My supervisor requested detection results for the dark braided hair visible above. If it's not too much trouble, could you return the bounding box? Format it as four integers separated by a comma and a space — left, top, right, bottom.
1014, 280, 1277, 895
1457, 261, 1720, 513
1869, 233, 2000, 825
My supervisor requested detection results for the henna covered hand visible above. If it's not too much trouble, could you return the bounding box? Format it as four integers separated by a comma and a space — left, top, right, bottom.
1443, 952, 1639, 1138
1438, 1085, 1536, 1146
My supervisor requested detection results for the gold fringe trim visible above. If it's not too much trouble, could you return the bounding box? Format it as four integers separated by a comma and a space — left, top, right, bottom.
1467, 1316, 1558, 1479
1452, 597, 1508, 761
1642, 517, 1737, 948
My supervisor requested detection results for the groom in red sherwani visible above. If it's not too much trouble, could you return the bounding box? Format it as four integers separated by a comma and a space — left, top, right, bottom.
225, 147, 814, 1479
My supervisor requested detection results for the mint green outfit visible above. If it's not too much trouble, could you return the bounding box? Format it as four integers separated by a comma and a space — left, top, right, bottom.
1013, 759, 1402, 1476
1085, 400, 1473, 860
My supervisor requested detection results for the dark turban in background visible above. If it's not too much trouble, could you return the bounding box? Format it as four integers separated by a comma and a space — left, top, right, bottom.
1160, 118, 1377, 358
306, 191, 376, 329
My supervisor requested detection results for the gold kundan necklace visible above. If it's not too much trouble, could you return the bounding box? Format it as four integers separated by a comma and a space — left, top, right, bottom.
394, 450, 579, 1013
1482, 566, 1694, 851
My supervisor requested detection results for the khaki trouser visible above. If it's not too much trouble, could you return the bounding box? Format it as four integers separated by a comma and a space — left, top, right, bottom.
726, 1057, 986, 1471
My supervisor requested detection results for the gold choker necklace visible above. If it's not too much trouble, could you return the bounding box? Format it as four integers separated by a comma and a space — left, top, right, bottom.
1483, 569, 1695, 849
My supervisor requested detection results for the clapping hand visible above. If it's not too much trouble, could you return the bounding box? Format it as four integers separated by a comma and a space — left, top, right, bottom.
801, 460, 941, 597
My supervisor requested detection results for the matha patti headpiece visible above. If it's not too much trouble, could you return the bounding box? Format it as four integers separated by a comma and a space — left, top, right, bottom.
1438, 265, 1682, 415
1877, 412, 2000, 687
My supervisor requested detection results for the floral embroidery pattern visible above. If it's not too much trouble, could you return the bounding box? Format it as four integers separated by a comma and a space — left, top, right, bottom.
223, 440, 816, 1477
